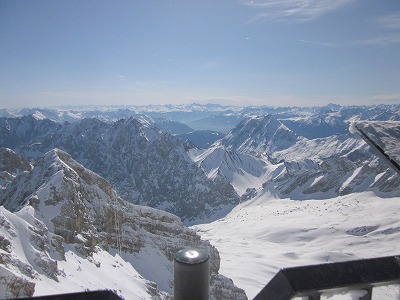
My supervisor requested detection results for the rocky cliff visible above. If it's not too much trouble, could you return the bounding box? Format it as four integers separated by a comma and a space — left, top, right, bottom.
0, 116, 240, 225
0, 149, 246, 299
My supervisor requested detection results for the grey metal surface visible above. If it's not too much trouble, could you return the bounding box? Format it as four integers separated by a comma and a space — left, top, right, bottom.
253, 255, 400, 299
174, 248, 210, 300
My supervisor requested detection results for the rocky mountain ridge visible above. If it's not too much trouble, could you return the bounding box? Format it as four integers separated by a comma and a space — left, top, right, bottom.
193, 115, 400, 198
0, 148, 32, 190
0, 116, 239, 225
0, 148, 246, 299
1, 104, 398, 136
2, 111, 399, 220
221, 115, 299, 157
1, 104, 399, 298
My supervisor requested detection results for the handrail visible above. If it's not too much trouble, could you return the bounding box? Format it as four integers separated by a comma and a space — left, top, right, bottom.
353, 124, 400, 176
253, 255, 400, 300
17, 290, 123, 300
15, 254, 400, 299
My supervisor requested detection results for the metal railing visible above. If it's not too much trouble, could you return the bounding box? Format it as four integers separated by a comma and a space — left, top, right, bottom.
353, 124, 400, 176
19, 253, 400, 300
253, 255, 400, 300
174, 248, 210, 300
18, 290, 123, 300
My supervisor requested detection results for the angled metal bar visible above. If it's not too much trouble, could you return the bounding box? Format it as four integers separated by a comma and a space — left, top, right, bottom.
354, 124, 400, 176
307, 293, 321, 300
359, 287, 372, 300
19, 290, 124, 300
253, 255, 400, 300
253, 270, 295, 300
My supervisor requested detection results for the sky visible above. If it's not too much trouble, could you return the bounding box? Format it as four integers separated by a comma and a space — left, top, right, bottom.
1, 0, 400, 108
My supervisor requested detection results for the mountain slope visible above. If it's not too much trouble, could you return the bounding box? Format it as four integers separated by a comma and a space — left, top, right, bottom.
152, 119, 193, 135
280, 115, 349, 139
0, 149, 246, 299
221, 115, 298, 156
0, 148, 32, 189
190, 145, 270, 196
262, 156, 400, 199
178, 130, 225, 149
220, 115, 368, 162
0, 116, 240, 225
1, 104, 398, 136
194, 115, 399, 200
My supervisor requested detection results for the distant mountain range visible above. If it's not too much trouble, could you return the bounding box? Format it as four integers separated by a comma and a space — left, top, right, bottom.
1, 104, 399, 219
2, 103, 399, 136
0, 116, 239, 225
193, 114, 399, 198
1, 103, 399, 298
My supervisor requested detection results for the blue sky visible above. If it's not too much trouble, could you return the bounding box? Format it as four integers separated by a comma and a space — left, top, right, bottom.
1, 0, 400, 108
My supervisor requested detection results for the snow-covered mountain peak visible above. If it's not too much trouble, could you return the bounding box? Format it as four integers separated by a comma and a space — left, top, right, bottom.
191, 143, 272, 196
109, 117, 157, 143
229, 114, 283, 136
0, 116, 241, 224
1, 147, 112, 215
222, 114, 298, 156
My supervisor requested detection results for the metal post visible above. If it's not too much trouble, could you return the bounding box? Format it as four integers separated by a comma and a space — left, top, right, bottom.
359, 287, 372, 300
308, 293, 321, 300
174, 248, 210, 300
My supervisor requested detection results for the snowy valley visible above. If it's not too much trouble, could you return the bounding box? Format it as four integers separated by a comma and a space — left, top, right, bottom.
0, 103, 399, 299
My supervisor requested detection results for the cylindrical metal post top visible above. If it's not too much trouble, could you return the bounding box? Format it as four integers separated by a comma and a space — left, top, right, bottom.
174, 248, 210, 300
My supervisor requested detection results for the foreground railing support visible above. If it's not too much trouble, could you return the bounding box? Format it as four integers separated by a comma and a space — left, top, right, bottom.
254, 255, 400, 300
174, 248, 210, 300
307, 292, 321, 300
359, 287, 372, 300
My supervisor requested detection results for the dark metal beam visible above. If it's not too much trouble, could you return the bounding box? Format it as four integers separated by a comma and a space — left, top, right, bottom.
253, 255, 400, 299
354, 124, 400, 176
18, 290, 123, 300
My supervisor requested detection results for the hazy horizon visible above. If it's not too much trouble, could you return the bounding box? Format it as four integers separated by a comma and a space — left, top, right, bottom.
2, 102, 399, 112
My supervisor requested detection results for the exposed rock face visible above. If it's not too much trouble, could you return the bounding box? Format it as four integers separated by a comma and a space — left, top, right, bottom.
152, 119, 193, 136
0, 149, 246, 299
0, 148, 31, 175
0, 270, 35, 299
194, 116, 400, 200
0, 206, 57, 298
221, 115, 298, 156
178, 130, 225, 149
210, 274, 248, 300
0, 148, 32, 189
280, 114, 349, 139
0, 116, 59, 150
0, 116, 239, 224
218, 115, 367, 162
262, 156, 400, 199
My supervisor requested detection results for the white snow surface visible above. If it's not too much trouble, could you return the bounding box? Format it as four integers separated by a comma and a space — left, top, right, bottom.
193, 191, 400, 299
189, 145, 270, 195
0, 206, 155, 299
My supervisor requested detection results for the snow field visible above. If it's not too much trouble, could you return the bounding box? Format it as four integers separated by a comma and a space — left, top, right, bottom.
35, 247, 153, 299
193, 192, 400, 299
